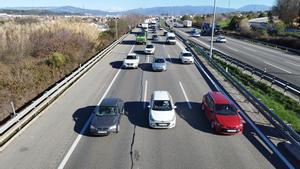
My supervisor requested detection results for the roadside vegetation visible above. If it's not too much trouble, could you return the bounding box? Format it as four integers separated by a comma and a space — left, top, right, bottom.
0, 15, 142, 123
213, 57, 300, 132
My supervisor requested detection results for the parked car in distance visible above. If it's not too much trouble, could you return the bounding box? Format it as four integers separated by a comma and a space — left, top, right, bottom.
179, 50, 194, 64
202, 92, 243, 134
144, 44, 155, 55
148, 91, 176, 128
123, 53, 139, 69
90, 98, 124, 135
152, 34, 159, 41
215, 36, 227, 43
163, 30, 168, 36
152, 57, 167, 71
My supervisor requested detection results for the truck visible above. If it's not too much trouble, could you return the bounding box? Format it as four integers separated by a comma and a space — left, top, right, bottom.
166, 32, 176, 45
183, 20, 192, 28
141, 23, 149, 32
136, 31, 147, 45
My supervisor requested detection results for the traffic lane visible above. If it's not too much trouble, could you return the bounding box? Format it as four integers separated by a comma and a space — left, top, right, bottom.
176, 28, 300, 85
0, 33, 136, 169
143, 39, 273, 168
179, 27, 300, 73
64, 47, 145, 169
63, 43, 153, 169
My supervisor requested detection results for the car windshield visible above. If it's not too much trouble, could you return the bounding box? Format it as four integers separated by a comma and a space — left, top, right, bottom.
95, 106, 117, 116
215, 104, 236, 115
168, 36, 175, 40
126, 55, 137, 59
153, 35, 158, 37
154, 58, 165, 63
152, 100, 172, 111
146, 45, 154, 48
182, 53, 192, 57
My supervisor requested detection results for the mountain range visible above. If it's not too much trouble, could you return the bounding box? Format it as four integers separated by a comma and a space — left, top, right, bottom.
3, 5, 271, 16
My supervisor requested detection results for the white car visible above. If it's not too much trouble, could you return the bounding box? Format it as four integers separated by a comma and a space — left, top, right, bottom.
179, 50, 194, 64
148, 91, 176, 128
192, 32, 200, 37
123, 53, 139, 69
152, 57, 167, 71
216, 36, 227, 43
144, 44, 155, 55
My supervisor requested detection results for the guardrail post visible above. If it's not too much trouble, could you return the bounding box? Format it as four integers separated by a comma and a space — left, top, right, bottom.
10, 101, 16, 118
284, 84, 289, 95
271, 77, 276, 88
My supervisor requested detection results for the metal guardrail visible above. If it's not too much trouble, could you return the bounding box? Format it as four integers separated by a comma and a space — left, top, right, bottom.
212, 49, 300, 97
169, 25, 296, 168
0, 33, 128, 138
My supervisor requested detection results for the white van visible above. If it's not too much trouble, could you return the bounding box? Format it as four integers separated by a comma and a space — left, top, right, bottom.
166, 32, 176, 45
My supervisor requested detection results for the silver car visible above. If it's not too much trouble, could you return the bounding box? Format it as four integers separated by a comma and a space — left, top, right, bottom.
152, 57, 167, 71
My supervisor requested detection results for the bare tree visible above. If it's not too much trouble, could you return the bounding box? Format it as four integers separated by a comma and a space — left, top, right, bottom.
273, 0, 300, 26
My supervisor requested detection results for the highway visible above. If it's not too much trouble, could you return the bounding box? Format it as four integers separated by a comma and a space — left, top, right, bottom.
0, 28, 281, 169
175, 27, 300, 86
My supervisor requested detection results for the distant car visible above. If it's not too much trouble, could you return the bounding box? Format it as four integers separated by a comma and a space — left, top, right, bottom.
123, 53, 139, 69
145, 44, 155, 55
90, 98, 124, 135
148, 91, 177, 128
163, 30, 168, 36
159, 27, 163, 30
152, 34, 159, 41
202, 92, 244, 134
215, 36, 227, 43
191, 28, 197, 34
152, 57, 167, 71
179, 50, 194, 64
192, 32, 201, 37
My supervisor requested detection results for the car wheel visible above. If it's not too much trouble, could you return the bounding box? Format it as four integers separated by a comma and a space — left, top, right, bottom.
116, 124, 120, 133
211, 121, 215, 131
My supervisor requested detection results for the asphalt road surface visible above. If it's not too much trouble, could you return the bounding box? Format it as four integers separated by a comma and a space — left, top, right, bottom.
0, 28, 283, 169
175, 27, 300, 86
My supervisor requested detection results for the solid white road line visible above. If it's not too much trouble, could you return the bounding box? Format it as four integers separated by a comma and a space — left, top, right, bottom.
143, 80, 148, 109
57, 44, 136, 169
179, 81, 192, 109
263, 61, 292, 74
286, 61, 300, 67
226, 46, 239, 52
147, 56, 150, 63
176, 40, 186, 51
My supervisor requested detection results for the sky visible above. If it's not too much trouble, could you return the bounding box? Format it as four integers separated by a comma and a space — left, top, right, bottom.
0, 0, 276, 12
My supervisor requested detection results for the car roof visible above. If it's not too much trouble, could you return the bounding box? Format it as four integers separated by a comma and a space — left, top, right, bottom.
127, 53, 137, 56
182, 50, 191, 54
209, 92, 230, 104
153, 91, 170, 100
167, 32, 175, 36
100, 98, 122, 107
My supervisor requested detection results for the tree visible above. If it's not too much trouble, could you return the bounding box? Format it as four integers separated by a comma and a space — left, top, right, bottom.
181, 15, 192, 21
228, 16, 242, 30
273, 0, 300, 26
267, 11, 274, 24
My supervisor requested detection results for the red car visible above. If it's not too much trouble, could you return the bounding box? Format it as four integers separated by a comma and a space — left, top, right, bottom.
202, 91, 243, 134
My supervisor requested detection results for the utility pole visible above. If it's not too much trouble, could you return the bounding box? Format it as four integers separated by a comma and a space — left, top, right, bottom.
209, 0, 217, 59
115, 18, 118, 40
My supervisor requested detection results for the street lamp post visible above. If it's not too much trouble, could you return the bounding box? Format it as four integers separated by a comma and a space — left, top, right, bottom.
115, 18, 118, 40
209, 0, 217, 59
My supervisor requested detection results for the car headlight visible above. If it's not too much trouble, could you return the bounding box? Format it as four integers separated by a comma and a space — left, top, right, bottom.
150, 114, 155, 121
90, 125, 96, 130
109, 125, 117, 130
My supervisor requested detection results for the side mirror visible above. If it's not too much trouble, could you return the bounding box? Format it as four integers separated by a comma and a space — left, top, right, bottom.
147, 105, 151, 109
174, 106, 177, 109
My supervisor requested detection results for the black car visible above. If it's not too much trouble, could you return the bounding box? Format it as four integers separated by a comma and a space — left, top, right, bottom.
152, 34, 159, 41
89, 98, 124, 135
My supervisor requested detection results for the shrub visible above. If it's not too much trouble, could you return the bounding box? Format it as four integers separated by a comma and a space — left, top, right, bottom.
47, 52, 67, 68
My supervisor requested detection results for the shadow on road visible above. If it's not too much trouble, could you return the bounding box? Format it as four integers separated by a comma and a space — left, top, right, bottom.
72, 105, 96, 136
124, 101, 150, 129
110, 61, 123, 69
121, 40, 136, 45
139, 63, 153, 72
133, 50, 145, 55
175, 102, 211, 134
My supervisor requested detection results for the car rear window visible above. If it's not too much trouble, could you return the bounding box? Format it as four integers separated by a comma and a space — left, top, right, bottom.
182, 52, 192, 57
96, 106, 117, 116
127, 55, 137, 59
152, 100, 172, 111
215, 104, 236, 115
146, 45, 154, 48
154, 58, 165, 63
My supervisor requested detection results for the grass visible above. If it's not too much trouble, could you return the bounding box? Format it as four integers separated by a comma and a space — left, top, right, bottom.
218, 19, 230, 29
212, 57, 300, 132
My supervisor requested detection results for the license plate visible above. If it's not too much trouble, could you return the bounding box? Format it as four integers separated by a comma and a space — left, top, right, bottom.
227, 129, 237, 132
98, 131, 107, 134
158, 123, 167, 126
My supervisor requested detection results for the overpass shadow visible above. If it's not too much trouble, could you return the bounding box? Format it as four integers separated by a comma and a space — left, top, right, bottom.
121, 40, 136, 45
72, 105, 96, 136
